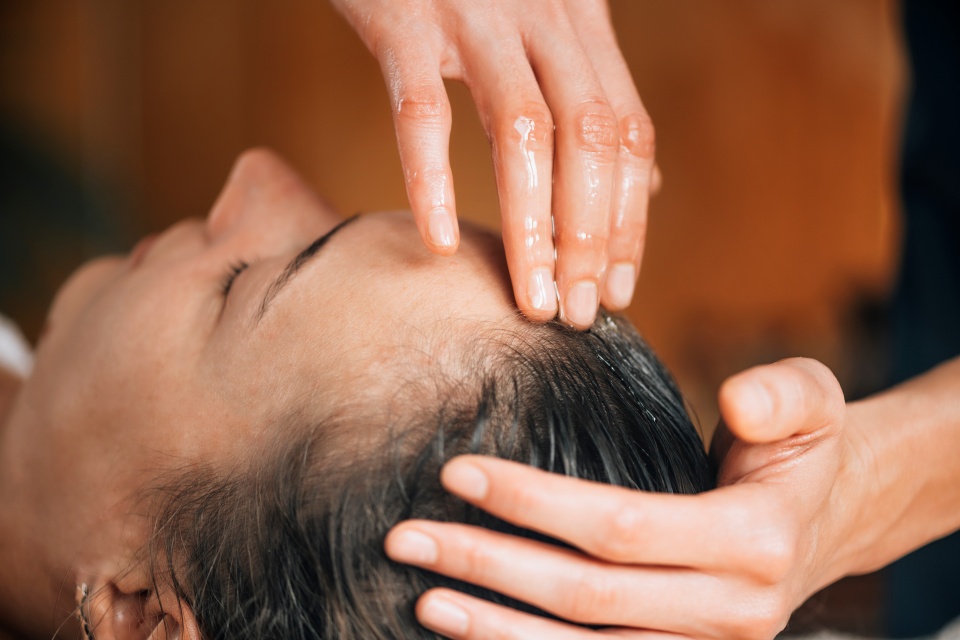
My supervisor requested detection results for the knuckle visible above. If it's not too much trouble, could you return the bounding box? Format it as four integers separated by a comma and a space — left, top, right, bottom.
486, 621, 529, 640
726, 591, 791, 640
784, 358, 843, 402
564, 567, 622, 622
571, 101, 620, 157
754, 534, 797, 583
554, 225, 609, 253
487, 627, 523, 640
405, 165, 447, 194
529, 0, 567, 24
501, 103, 555, 151
505, 483, 542, 519
460, 536, 495, 579
747, 514, 799, 583
395, 88, 450, 125
805, 360, 845, 415
592, 502, 643, 561
619, 112, 656, 161
610, 215, 647, 244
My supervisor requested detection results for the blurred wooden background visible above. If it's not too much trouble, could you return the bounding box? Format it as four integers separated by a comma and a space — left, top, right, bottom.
0, 1, 904, 633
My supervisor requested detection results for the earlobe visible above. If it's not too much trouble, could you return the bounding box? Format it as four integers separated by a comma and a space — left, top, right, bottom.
77, 581, 149, 640
76, 580, 201, 640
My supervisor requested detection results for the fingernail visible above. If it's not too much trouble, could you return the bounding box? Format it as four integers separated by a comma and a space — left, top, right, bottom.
428, 208, 456, 248
389, 530, 439, 565
420, 595, 470, 636
441, 461, 489, 501
527, 267, 558, 313
605, 262, 636, 309
562, 280, 599, 328
740, 380, 774, 426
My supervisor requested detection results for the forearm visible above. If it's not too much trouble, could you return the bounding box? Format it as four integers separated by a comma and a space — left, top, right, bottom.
830, 355, 960, 582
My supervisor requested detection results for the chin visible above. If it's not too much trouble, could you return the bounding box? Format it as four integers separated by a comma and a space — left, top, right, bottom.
40, 256, 126, 349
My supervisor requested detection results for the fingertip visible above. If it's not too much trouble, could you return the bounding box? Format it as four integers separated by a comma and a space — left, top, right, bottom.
384, 525, 440, 566
522, 267, 559, 319
720, 358, 845, 442
423, 207, 460, 254
440, 457, 490, 501
426, 241, 460, 257
559, 280, 599, 329
602, 261, 636, 310
417, 589, 471, 638
518, 306, 558, 323
718, 374, 775, 442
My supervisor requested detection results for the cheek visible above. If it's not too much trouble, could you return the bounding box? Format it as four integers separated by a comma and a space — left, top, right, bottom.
28, 258, 128, 432
23, 313, 210, 492
32, 265, 196, 438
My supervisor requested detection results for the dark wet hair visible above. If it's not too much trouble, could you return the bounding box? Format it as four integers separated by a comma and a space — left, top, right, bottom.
150, 312, 714, 639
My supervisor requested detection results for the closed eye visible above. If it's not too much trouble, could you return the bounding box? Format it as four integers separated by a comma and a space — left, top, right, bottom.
220, 261, 250, 297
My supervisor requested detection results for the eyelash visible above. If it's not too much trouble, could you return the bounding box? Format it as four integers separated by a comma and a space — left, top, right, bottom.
220, 261, 250, 297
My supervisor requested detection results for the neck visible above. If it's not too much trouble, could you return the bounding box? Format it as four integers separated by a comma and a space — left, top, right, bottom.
0, 371, 79, 639
0, 368, 18, 437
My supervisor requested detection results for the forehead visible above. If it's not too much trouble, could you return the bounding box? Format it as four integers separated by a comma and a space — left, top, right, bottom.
211, 211, 517, 426
278, 211, 515, 325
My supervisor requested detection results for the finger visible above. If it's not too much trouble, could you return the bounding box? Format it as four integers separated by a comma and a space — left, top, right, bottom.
378, 38, 459, 255
718, 358, 845, 443
389, 520, 725, 632
392, 516, 794, 637
431, 456, 782, 574
415, 589, 684, 640
566, 7, 656, 311
527, 22, 619, 329
462, 33, 558, 321
416, 588, 589, 639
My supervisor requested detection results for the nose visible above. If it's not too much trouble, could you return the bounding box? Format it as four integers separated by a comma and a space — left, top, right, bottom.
204, 148, 339, 242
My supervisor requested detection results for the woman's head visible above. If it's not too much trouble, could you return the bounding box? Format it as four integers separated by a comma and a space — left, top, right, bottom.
3, 150, 711, 638
150, 311, 713, 639
11, 149, 517, 559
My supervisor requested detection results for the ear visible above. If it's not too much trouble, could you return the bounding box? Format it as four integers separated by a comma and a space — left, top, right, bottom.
79, 573, 202, 640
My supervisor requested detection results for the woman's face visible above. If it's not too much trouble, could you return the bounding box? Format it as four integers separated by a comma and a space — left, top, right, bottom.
13, 149, 515, 568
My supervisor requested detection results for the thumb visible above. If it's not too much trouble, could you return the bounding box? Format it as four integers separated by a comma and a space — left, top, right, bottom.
718, 357, 845, 444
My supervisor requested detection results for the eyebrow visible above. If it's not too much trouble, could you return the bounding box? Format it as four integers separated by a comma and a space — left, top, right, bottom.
254, 214, 359, 324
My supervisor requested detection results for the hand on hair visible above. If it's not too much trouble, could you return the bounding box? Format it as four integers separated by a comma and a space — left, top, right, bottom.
328, 0, 658, 328
386, 358, 860, 639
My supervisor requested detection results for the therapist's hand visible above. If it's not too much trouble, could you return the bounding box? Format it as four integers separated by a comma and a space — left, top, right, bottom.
329, 0, 657, 328
386, 359, 859, 639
